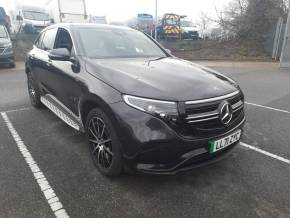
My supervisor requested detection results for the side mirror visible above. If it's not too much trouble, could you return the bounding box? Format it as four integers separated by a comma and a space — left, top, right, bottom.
50, 18, 55, 24
16, 15, 23, 21
48, 48, 70, 61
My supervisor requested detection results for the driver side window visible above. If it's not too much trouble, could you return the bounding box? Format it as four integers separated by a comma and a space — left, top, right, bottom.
55, 28, 73, 54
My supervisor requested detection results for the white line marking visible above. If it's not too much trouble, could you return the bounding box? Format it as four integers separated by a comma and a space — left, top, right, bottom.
245, 102, 290, 115
1, 107, 34, 114
240, 142, 290, 165
1, 112, 69, 218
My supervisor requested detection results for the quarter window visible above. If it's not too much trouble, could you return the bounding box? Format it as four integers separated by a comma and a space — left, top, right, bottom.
42, 28, 57, 51
35, 32, 45, 49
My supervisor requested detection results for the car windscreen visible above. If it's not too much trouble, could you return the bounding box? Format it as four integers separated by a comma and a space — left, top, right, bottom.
0, 26, 7, 38
77, 28, 167, 59
23, 11, 49, 21
181, 21, 193, 27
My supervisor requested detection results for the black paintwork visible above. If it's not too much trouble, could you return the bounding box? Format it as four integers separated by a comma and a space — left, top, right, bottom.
26, 23, 245, 174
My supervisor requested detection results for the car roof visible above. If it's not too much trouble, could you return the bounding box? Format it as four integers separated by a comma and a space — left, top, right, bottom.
43, 23, 133, 32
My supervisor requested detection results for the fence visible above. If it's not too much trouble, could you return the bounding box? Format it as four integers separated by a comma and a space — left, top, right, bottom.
280, 10, 290, 68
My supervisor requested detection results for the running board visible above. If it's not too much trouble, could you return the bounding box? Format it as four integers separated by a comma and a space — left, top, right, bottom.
40, 96, 80, 131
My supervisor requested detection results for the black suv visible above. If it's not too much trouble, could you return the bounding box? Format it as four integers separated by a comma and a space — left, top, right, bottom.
26, 24, 245, 176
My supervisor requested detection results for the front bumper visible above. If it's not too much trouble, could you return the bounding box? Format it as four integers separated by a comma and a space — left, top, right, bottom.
0, 51, 15, 64
110, 101, 245, 175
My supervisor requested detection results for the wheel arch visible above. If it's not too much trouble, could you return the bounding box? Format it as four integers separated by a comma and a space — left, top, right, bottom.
80, 94, 120, 129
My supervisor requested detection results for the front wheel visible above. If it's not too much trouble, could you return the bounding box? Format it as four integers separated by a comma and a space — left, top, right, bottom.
27, 72, 43, 108
85, 108, 123, 177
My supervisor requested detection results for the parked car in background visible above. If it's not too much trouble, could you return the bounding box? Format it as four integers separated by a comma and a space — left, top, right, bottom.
0, 7, 11, 33
0, 25, 15, 67
25, 24, 245, 177
11, 6, 51, 34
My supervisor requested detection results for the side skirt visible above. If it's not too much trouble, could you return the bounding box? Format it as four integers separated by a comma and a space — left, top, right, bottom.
40, 95, 84, 132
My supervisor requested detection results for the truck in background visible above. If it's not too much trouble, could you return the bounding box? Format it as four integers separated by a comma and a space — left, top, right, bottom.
88, 15, 107, 24
128, 13, 154, 36
10, 6, 51, 34
180, 19, 199, 40
137, 13, 154, 36
45, 0, 87, 23
158, 13, 183, 40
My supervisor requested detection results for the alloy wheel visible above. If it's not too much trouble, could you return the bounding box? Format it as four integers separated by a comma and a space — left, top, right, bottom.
28, 74, 37, 104
88, 117, 114, 169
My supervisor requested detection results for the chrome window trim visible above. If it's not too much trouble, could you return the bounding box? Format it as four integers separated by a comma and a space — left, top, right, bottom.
185, 90, 240, 105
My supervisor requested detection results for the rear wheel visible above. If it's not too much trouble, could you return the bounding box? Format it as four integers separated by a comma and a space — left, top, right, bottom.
27, 72, 43, 108
85, 108, 123, 177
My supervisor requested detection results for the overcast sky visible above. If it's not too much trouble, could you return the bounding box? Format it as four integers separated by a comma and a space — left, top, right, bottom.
4, 0, 231, 22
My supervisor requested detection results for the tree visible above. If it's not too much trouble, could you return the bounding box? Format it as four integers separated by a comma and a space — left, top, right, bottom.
199, 12, 211, 39
216, 0, 288, 46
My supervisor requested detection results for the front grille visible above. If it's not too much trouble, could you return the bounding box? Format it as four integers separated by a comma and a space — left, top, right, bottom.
181, 91, 244, 137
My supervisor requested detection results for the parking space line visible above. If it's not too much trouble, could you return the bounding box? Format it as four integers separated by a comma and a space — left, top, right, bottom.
246, 102, 290, 115
0, 107, 34, 114
1, 112, 69, 218
240, 142, 290, 165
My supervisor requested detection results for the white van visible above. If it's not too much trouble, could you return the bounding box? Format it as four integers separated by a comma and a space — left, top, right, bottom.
45, 0, 87, 23
11, 6, 51, 34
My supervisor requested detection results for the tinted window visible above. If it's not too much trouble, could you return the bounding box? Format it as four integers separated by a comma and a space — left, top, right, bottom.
42, 28, 57, 51
77, 28, 166, 59
55, 28, 73, 53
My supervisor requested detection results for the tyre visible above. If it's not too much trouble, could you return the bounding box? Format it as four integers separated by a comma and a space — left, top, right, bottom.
85, 108, 123, 177
27, 72, 43, 108
9, 63, 15, 68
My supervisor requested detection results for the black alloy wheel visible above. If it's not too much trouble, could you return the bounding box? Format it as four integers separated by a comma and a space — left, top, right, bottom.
27, 72, 42, 108
86, 108, 123, 176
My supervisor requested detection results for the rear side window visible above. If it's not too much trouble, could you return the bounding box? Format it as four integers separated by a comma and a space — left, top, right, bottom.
42, 28, 57, 51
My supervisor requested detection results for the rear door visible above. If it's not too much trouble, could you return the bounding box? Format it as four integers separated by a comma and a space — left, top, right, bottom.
34, 28, 58, 95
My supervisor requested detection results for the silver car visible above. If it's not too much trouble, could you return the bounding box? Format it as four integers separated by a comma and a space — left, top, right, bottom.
0, 25, 15, 67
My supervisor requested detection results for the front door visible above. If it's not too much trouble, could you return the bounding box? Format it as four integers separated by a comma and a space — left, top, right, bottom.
47, 28, 84, 116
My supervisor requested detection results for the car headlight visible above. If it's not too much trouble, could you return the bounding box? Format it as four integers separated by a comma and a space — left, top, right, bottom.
3, 43, 13, 53
123, 95, 178, 117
